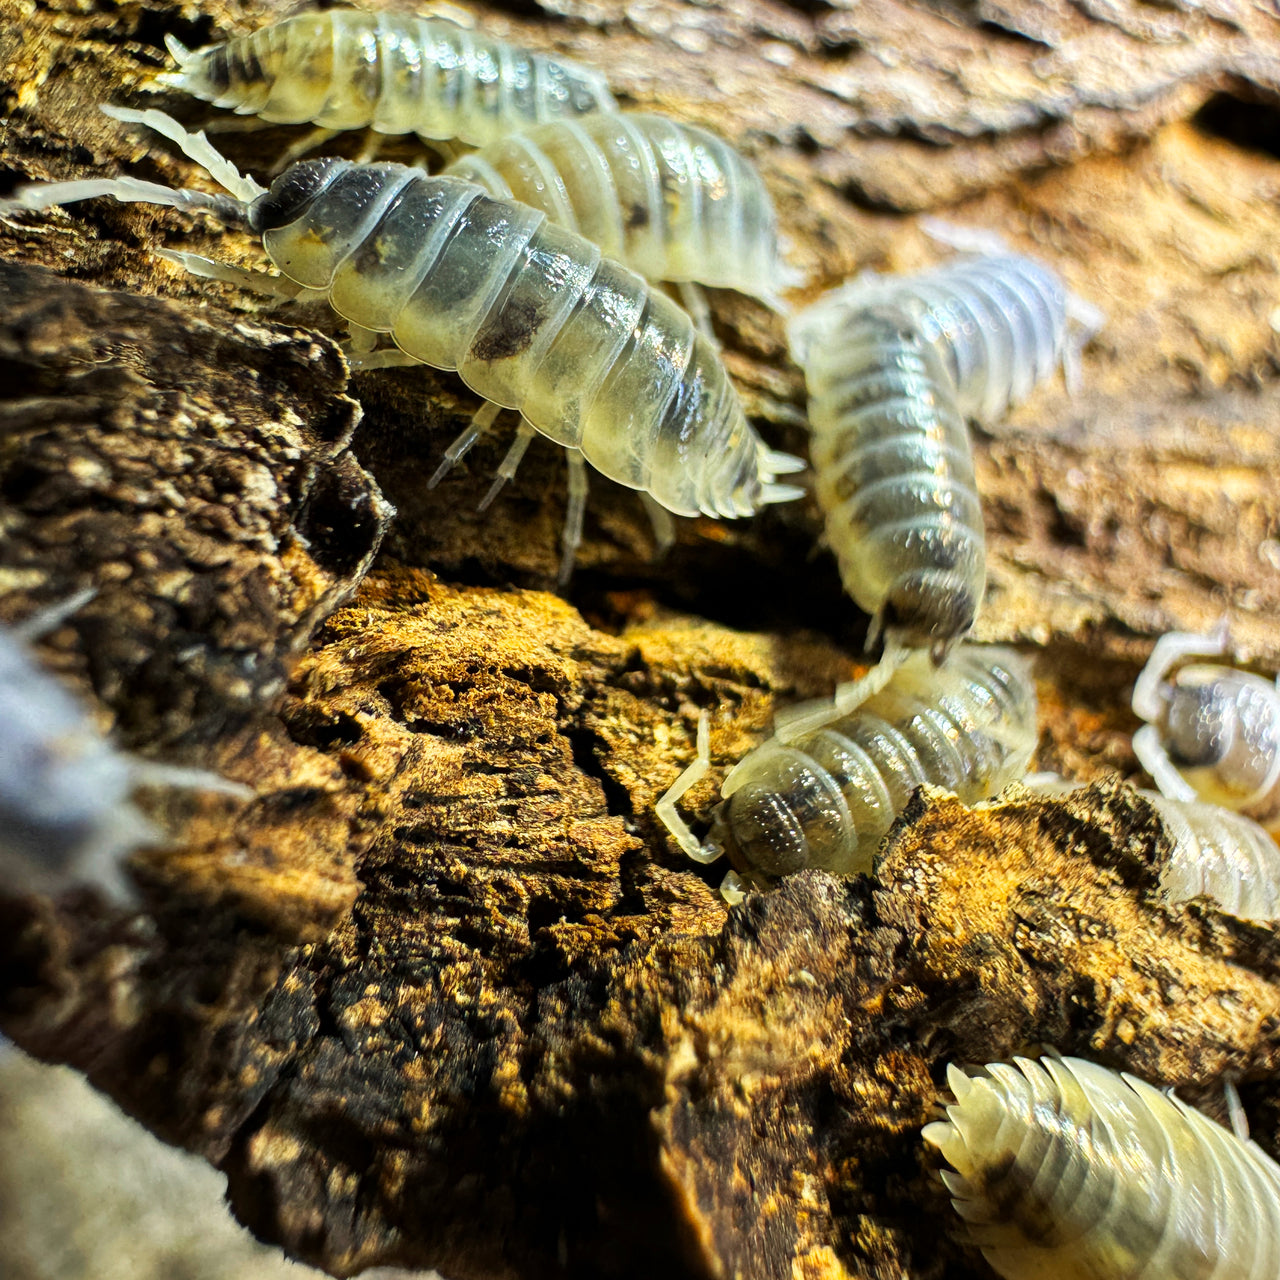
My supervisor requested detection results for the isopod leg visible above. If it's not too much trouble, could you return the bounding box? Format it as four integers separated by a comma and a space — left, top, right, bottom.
11, 586, 97, 643
344, 346, 422, 371
677, 282, 719, 348
655, 711, 724, 864
270, 127, 343, 176
641, 493, 677, 558
346, 324, 379, 355
127, 758, 255, 801
1133, 724, 1199, 803
557, 449, 589, 586
1131, 623, 1230, 722
478, 417, 536, 512
1224, 1079, 1250, 1142
719, 870, 747, 905
428, 401, 503, 488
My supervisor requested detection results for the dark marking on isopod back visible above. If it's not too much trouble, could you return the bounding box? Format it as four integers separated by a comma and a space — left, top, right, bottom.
626, 203, 650, 230
469, 296, 544, 362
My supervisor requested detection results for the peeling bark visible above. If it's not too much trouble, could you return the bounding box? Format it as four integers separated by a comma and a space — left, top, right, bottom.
2, 0, 1280, 1277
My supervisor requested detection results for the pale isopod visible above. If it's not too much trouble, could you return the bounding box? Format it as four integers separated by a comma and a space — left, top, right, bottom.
795, 220, 1105, 426
443, 112, 796, 310
0, 591, 252, 901
787, 298, 985, 654
657, 645, 1037, 901
157, 9, 617, 154
1, 108, 804, 581
1146, 790, 1280, 923
924, 1053, 1280, 1279
1132, 624, 1280, 831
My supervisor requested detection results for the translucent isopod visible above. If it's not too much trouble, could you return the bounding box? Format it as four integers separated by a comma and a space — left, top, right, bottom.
788, 299, 986, 654
443, 112, 796, 310
794, 220, 1104, 426
0, 591, 252, 901
1132, 625, 1280, 831
924, 1053, 1280, 1280
657, 645, 1037, 901
157, 8, 617, 153
0, 109, 804, 582
1146, 790, 1280, 923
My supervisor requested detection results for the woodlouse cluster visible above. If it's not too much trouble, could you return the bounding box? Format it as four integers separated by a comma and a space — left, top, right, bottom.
2, 8, 1279, 1279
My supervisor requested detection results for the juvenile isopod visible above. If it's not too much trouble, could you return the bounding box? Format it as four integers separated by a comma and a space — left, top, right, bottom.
1, 108, 804, 581
924, 1053, 1280, 1280
1132, 624, 1280, 831
0, 591, 252, 901
157, 8, 617, 161
443, 112, 797, 317
798, 221, 1105, 426
787, 298, 985, 654
657, 645, 1037, 901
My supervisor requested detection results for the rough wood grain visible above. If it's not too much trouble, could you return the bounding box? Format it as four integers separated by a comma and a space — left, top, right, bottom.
2, 0, 1280, 1276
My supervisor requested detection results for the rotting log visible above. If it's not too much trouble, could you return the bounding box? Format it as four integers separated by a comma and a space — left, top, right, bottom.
2, 0, 1280, 1277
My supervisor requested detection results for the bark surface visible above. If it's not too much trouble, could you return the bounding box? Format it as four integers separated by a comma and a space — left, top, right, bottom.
2, 0, 1280, 1277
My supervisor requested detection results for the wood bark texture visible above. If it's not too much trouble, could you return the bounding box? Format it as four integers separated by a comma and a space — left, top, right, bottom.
1, 0, 1280, 1277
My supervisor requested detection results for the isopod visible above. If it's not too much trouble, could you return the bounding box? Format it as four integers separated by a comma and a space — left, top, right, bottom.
1132, 624, 1280, 830
924, 1053, 1280, 1280
0, 590, 252, 901
443, 112, 796, 312
1146, 790, 1280, 922
157, 9, 617, 156
795, 220, 1104, 426
787, 298, 985, 654
1, 108, 804, 581
657, 645, 1037, 901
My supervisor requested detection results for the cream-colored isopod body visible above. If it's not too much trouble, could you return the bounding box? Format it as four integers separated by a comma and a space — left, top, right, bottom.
789, 299, 986, 653
444, 112, 791, 304
158, 9, 617, 146
250, 158, 793, 519
925, 1055, 1280, 1280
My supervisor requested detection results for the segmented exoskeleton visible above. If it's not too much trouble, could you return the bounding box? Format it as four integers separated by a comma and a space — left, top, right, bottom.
1132, 625, 1280, 831
799, 221, 1104, 426
925, 1054, 1280, 1280
1146, 790, 1280, 922
657, 645, 1036, 901
788, 298, 985, 654
158, 9, 617, 153
1, 109, 802, 581
0, 591, 251, 901
444, 112, 795, 309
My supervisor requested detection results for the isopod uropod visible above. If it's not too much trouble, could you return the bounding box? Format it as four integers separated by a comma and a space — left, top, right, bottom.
657, 645, 1037, 901
924, 1054, 1280, 1280
444, 111, 797, 311
0, 591, 252, 901
1132, 625, 1280, 830
158, 9, 618, 155
788, 299, 986, 654
1, 109, 804, 581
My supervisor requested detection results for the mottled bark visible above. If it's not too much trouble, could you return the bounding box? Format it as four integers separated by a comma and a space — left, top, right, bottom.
2, 0, 1280, 1277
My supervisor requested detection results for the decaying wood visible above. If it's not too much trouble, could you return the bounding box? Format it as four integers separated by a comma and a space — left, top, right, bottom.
2, 0, 1280, 1276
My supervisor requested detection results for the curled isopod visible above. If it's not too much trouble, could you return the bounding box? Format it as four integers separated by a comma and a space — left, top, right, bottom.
157, 8, 617, 156
443, 112, 798, 312
788, 299, 985, 654
795, 220, 1104, 426
1132, 624, 1280, 830
0, 591, 252, 901
1, 108, 804, 582
657, 645, 1037, 901
924, 1053, 1280, 1280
